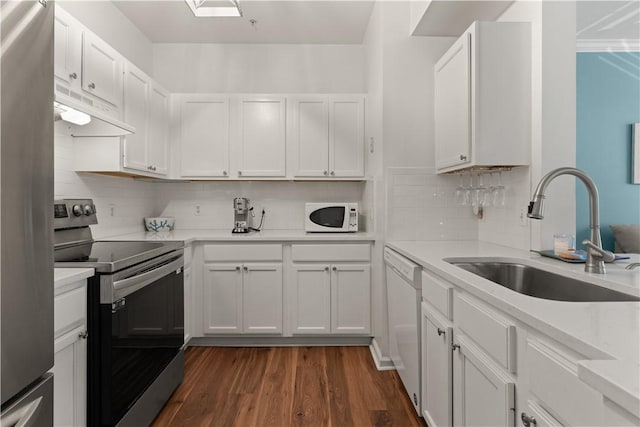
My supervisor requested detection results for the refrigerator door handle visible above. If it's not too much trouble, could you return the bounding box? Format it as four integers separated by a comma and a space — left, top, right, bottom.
3, 396, 43, 427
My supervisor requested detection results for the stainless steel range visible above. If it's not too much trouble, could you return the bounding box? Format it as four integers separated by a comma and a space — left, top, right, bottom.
54, 199, 184, 427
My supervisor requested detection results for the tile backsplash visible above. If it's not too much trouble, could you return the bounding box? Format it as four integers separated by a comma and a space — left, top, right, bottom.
386, 167, 478, 241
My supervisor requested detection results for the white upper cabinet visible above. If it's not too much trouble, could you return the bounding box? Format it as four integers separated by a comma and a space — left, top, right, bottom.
54, 7, 82, 89
177, 95, 230, 178
292, 96, 365, 178
435, 21, 531, 174
238, 97, 287, 177
147, 83, 169, 175
123, 63, 168, 176
82, 32, 123, 108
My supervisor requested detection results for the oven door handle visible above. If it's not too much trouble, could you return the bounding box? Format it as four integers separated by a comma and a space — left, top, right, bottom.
112, 255, 183, 301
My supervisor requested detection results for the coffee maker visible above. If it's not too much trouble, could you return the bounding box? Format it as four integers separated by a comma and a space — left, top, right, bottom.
232, 197, 253, 233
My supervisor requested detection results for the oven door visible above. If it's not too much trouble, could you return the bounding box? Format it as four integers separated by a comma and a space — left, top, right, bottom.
89, 253, 184, 426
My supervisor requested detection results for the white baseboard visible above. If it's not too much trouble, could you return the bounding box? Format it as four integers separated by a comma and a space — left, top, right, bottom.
369, 338, 395, 371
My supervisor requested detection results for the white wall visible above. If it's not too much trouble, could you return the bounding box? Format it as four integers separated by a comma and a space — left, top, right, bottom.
58, 1, 154, 75
153, 44, 364, 93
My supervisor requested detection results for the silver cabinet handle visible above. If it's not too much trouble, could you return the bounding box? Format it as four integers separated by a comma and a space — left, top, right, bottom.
323, 171, 328, 176
235, 266, 241, 271
521, 413, 537, 427
324, 266, 329, 272
69, 72, 77, 80
452, 343, 460, 351
437, 328, 445, 336
238, 170, 242, 176
79, 330, 88, 339
88, 82, 96, 89
243, 266, 248, 271
223, 170, 228, 176
459, 154, 467, 161
332, 266, 337, 271
330, 171, 335, 176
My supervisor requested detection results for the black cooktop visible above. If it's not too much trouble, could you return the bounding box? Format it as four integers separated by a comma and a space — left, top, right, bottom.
55, 241, 182, 273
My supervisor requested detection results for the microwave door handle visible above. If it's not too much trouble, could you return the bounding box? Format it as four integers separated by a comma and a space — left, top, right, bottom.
112, 256, 183, 300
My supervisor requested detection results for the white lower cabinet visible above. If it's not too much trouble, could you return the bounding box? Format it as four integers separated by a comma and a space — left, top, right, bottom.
421, 302, 453, 427
453, 335, 516, 427
203, 262, 282, 335
53, 280, 88, 427
291, 264, 331, 334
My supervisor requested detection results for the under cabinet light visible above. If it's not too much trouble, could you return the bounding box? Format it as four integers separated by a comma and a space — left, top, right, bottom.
54, 101, 91, 126
185, 0, 242, 17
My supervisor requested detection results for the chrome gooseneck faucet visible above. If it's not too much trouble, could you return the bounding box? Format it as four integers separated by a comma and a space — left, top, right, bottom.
528, 167, 615, 274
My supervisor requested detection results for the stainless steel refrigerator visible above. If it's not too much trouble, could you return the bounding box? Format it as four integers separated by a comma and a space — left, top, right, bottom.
1, 0, 55, 425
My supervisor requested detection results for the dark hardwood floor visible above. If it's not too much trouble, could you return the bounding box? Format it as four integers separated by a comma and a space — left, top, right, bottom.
151, 346, 427, 427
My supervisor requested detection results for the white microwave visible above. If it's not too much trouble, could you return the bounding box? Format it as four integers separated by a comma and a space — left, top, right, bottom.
305, 203, 358, 233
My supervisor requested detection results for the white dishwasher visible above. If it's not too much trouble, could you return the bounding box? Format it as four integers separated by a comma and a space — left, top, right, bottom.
384, 247, 422, 416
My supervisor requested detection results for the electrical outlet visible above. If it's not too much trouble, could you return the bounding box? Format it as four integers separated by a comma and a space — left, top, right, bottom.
519, 207, 528, 227
195, 205, 201, 216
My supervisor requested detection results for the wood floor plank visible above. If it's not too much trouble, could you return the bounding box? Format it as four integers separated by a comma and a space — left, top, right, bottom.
152, 346, 425, 427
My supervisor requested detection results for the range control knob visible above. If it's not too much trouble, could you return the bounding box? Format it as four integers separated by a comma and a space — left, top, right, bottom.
83, 204, 94, 216
72, 205, 83, 217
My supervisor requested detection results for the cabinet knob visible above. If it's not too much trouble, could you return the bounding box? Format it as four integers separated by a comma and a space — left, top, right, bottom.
238, 171, 242, 176
89, 82, 96, 89
451, 343, 460, 351
223, 170, 228, 176
243, 266, 248, 271
78, 330, 88, 340
437, 328, 445, 336
151, 166, 157, 171
323, 171, 328, 176
324, 266, 329, 272
521, 413, 537, 427
332, 266, 337, 271
69, 72, 77, 80
330, 171, 335, 176
235, 266, 241, 271
459, 154, 467, 161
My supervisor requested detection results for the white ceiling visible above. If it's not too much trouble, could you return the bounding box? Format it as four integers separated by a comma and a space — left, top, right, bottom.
112, 0, 375, 44
576, 1, 640, 42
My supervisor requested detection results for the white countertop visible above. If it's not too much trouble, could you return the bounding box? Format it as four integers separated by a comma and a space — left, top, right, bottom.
100, 229, 375, 244
54, 268, 94, 295
385, 240, 640, 417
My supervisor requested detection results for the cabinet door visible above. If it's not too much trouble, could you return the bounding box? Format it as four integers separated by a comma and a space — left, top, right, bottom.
238, 97, 286, 177
331, 264, 370, 334
291, 264, 331, 334
82, 32, 122, 107
147, 83, 169, 175
453, 335, 515, 427
329, 98, 364, 177
203, 264, 242, 334
422, 305, 453, 427
123, 63, 149, 172
435, 32, 471, 171
292, 98, 329, 177
179, 97, 230, 177
54, 7, 82, 88
53, 326, 87, 427
243, 263, 283, 334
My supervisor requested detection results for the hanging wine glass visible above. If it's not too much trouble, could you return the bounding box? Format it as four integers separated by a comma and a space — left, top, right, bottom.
493, 171, 506, 207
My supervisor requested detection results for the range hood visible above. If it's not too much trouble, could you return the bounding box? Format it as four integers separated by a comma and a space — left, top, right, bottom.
54, 92, 135, 137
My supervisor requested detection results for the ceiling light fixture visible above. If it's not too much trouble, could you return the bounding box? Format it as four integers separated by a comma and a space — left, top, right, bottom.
185, 0, 242, 17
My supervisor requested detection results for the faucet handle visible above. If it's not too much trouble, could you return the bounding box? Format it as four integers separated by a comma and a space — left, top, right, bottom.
582, 239, 616, 262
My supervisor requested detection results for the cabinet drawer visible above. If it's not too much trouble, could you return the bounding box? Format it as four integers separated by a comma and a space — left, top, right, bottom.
454, 292, 516, 373
523, 400, 564, 427
203, 244, 282, 262
54, 286, 86, 338
528, 339, 603, 426
291, 244, 370, 262
421, 270, 453, 320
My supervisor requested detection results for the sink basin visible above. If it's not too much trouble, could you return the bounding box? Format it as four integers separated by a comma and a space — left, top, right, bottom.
445, 259, 639, 302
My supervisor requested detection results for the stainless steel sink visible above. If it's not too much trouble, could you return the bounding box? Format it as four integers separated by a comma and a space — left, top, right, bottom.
445, 259, 639, 302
